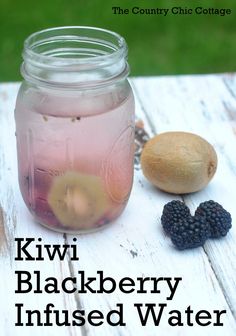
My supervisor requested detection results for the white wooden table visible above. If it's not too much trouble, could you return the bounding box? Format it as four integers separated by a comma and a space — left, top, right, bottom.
0, 74, 236, 336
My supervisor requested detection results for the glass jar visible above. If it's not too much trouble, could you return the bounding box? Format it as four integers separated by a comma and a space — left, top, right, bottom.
15, 26, 135, 233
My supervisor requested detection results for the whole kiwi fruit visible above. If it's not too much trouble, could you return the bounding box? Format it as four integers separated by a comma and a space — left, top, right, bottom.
140, 132, 217, 194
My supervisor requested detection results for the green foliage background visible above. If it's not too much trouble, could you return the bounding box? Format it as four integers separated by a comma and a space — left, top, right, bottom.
0, 0, 235, 81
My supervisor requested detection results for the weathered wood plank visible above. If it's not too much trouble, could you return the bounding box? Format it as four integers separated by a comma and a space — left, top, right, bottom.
0, 77, 236, 335
132, 75, 236, 319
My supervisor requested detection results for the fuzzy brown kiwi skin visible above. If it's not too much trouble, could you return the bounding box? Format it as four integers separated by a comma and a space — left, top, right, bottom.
140, 132, 218, 194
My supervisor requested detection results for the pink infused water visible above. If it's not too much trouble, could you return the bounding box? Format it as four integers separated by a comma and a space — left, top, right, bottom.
15, 86, 135, 232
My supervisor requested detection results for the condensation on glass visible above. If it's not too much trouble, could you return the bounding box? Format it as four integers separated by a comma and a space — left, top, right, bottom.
15, 26, 135, 233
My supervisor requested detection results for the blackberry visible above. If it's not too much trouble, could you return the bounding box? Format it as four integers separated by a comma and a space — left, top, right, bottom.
170, 216, 210, 250
195, 200, 232, 238
161, 200, 191, 235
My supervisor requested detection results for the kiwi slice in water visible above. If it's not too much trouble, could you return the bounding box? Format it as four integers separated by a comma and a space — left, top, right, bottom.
48, 171, 109, 229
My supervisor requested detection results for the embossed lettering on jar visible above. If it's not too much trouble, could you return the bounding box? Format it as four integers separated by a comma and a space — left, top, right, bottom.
15, 27, 135, 233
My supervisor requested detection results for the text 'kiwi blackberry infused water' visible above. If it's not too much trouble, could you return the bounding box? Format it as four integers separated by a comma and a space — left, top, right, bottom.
15, 27, 135, 233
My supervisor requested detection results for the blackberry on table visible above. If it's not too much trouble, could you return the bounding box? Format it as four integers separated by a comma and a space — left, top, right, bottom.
161, 200, 191, 235
170, 216, 210, 250
195, 200, 232, 238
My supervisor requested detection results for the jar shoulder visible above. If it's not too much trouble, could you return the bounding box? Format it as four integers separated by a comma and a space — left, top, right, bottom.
15, 79, 134, 118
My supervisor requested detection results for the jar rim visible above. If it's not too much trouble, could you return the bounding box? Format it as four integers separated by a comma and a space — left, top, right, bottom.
22, 26, 129, 88
23, 26, 128, 69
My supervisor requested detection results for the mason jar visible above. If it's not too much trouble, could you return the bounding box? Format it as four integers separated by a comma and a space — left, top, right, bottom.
15, 26, 135, 233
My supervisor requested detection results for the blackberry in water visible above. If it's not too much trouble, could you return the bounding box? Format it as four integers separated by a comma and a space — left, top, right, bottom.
170, 216, 210, 250
161, 200, 191, 235
195, 200, 232, 238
